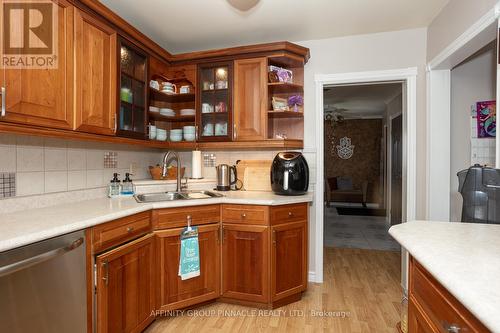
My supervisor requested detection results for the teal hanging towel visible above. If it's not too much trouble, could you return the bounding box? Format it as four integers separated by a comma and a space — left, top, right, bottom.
178, 226, 200, 280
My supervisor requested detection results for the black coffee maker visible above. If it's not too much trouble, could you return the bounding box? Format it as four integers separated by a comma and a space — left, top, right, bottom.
271, 152, 309, 195
458, 164, 500, 224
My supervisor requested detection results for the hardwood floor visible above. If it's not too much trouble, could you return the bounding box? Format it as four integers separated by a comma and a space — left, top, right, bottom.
145, 248, 401, 333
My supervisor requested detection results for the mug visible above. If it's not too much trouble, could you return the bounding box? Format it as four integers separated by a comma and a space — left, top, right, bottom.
215, 122, 227, 136
161, 82, 176, 93
202, 103, 213, 113
203, 123, 214, 136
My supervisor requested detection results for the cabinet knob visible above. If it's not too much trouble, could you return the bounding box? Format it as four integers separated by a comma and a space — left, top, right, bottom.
288, 211, 293, 217
126, 227, 134, 233
241, 213, 246, 218
444, 323, 461, 333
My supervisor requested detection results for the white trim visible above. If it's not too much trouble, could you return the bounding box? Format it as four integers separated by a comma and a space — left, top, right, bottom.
308, 271, 316, 283
314, 68, 418, 283
387, 111, 403, 224
428, 3, 500, 70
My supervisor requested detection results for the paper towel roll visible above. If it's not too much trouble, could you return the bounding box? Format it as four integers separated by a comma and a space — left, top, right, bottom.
191, 150, 202, 179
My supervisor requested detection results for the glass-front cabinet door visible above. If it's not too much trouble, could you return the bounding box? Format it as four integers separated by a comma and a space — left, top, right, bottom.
197, 62, 233, 141
117, 38, 148, 139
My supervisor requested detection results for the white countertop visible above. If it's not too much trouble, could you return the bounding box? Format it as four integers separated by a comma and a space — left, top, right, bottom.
389, 221, 500, 333
0, 191, 313, 253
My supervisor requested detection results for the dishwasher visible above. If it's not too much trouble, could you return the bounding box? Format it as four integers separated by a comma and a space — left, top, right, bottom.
0, 230, 87, 333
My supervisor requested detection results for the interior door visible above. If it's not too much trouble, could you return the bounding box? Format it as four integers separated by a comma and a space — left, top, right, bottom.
0, 0, 74, 129
155, 224, 220, 310
95, 234, 155, 333
391, 114, 403, 225
222, 224, 269, 303
74, 8, 117, 135
233, 57, 267, 140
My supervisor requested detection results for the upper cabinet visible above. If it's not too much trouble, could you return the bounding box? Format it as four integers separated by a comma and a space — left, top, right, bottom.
74, 8, 117, 135
0, 0, 74, 129
117, 39, 148, 139
233, 57, 268, 141
197, 62, 233, 141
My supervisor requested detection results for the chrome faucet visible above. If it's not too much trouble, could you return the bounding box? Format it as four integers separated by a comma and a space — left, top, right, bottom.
162, 151, 182, 192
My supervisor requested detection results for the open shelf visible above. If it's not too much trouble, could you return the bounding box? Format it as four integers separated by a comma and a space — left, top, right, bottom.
148, 112, 195, 123
268, 82, 303, 93
268, 110, 303, 118
149, 88, 196, 103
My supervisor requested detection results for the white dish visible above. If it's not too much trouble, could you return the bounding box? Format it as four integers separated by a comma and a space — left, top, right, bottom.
170, 135, 183, 142
183, 126, 196, 133
180, 108, 196, 116
149, 106, 160, 113
170, 129, 182, 134
184, 134, 196, 141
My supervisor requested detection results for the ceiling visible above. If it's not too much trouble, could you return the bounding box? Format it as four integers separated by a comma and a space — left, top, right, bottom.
324, 83, 402, 118
100, 0, 449, 54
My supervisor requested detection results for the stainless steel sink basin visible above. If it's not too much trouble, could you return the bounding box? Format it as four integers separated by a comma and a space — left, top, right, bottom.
134, 192, 186, 203
134, 190, 223, 203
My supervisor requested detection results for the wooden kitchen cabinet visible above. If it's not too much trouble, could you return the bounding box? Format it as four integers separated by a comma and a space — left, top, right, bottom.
233, 57, 267, 141
155, 224, 220, 310
221, 223, 270, 304
74, 8, 117, 135
0, 0, 74, 129
95, 234, 155, 333
271, 220, 307, 301
408, 257, 489, 333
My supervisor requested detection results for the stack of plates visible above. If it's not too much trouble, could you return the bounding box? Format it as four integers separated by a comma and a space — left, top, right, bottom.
180, 108, 196, 116
159, 108, 175, 117
149, 106, 160, 113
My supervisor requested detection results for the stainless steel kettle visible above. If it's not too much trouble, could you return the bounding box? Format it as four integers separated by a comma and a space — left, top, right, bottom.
215, 164, 237, 191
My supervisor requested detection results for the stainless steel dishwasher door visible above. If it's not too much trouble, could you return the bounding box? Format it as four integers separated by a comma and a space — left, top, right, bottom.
0, 230, 87, 333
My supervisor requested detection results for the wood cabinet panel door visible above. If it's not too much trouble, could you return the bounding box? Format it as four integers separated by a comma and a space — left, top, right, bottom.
271, 221, 307, 301
1, 0, 74, 129
222, 223, 269, 303
233, 57, 267, 141
96, 234, 155, 333
155, 224, 220, 310
408, 297, 439, 333
74, 8, 117, 135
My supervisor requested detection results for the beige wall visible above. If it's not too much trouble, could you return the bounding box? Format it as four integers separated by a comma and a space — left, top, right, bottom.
427, 0, 498, 61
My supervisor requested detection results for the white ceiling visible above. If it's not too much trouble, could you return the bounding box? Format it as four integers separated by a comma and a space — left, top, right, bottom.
324, 83, 402, 118
100, 0, 449, 54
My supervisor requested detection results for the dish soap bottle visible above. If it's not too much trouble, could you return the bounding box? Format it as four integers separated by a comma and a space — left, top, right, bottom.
108, 173, 121, 198
121, 173, 134, 196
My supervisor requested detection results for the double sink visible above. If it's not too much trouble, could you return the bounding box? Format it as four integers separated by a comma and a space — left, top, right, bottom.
134, 190, 223, 203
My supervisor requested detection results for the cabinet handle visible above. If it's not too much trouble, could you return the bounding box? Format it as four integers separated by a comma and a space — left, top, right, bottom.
126, 226, 134, 233
1, 87, 5, 117
222, 226, 225, 244
233, 124, 237, 140
102, 261, 109, 286
217, 226, 221, 244
288, 211, 294, 217
272, 230, 276, 245
241, 213, 246, 218
444, 324, 461, 333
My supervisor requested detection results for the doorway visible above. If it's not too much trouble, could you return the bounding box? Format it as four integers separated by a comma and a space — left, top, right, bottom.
323, 82, 403, 251
313, 68, 417, 283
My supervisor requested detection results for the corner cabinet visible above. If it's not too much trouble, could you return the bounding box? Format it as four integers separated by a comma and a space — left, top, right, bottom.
74, 8, 117, 135
0, 0, 74, 129
197, 62, 233, 141
95, 234, 155, 333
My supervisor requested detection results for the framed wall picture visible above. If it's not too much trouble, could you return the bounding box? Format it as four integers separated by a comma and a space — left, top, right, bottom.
477, 100, 496, 138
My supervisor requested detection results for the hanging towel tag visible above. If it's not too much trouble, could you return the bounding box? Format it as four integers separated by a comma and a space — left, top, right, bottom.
178, 226, 200, 280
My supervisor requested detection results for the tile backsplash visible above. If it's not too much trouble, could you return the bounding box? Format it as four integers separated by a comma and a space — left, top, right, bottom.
0, 134, 161, 198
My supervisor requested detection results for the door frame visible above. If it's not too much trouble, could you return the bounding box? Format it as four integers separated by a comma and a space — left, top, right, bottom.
314, 68, 418, 283
387, 111, 403, 224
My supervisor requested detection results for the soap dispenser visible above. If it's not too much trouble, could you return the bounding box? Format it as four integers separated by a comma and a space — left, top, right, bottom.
108, 173, 121, 198
121, 173, 134, 196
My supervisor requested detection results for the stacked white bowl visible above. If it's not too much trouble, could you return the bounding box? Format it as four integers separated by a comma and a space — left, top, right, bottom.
183, 126, 196, 141
170, 129, 183, 142
156, 129, 167, 141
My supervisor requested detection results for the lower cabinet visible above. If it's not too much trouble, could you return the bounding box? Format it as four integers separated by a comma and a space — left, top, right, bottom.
155, 223, 220, 310
221, 223, 270, 303
271, 220, 307, 301
95, 234, 155, 333
408, 297, 436, 333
